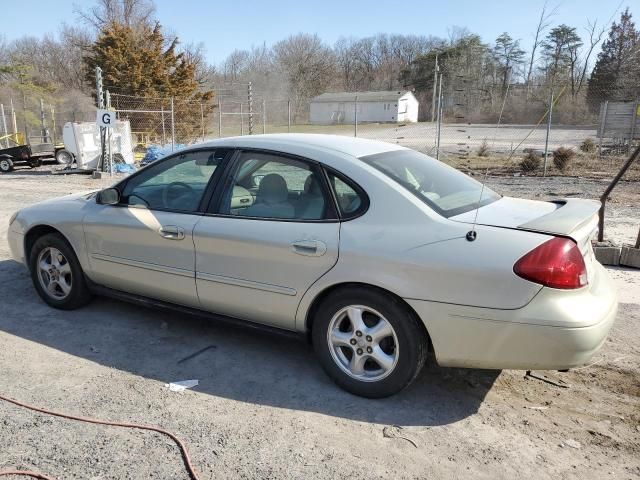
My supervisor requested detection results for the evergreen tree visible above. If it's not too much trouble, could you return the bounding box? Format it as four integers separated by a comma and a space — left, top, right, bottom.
541, 25, 582, 90
493, 33, 525, 94
84, 22, 211, 101
83, 21, 213, 141
587, 8, 639, 109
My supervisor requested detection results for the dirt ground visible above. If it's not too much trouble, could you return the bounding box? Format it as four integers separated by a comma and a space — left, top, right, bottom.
0, 163, 638, 480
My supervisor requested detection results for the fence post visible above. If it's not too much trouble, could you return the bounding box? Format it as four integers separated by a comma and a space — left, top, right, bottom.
10, 98, 17, 137
247, 82, 253, 135
354, 95, 358, 137
436, 72, 443, 160
431, 53, 439, 122
598, 100, 608, 159
240, 103, 244, 135
50, 105, 56, 145
200, 103, 205, 142
170, 96, 175, 152
161, 106, 166, 145
262, 98, 266, 134
0, 104, 7, 147
543, 89, 554, 177
218, 98, 222, 138
287, 99, 291, 133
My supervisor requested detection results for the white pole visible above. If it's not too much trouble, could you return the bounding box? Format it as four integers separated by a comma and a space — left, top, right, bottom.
10, 98, 17, 136
262, 98, 266, 134
0, 104, 7, 148
436, 73, 443, 160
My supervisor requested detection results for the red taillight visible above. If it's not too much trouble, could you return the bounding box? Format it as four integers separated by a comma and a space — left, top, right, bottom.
514, 237, 587, 289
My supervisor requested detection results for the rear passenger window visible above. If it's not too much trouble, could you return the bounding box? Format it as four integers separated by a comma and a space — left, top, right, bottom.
327, 172, 366, 217
219, 151, 333, 221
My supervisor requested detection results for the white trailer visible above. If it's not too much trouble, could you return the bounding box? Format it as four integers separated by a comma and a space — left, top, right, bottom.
60, 120, 134, 170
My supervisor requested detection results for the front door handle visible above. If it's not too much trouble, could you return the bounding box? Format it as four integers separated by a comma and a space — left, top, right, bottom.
159, 225, 185, 240
291, 240, 327, 257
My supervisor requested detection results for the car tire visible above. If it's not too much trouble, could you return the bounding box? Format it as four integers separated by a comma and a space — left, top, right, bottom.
55, 149, 73, 165
29, 233, 93, 310
312, 286, 428, 398
0, 156, 14, 173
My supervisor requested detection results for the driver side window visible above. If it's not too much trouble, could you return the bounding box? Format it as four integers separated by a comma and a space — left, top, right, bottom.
121, 150, 228, 212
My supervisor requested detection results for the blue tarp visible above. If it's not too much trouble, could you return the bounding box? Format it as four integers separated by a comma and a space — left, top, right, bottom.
114, 163, 137, 174
141, 144, 186, 165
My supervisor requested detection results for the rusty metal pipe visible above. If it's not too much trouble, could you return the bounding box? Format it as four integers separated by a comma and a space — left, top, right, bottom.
598, 144, 640, 242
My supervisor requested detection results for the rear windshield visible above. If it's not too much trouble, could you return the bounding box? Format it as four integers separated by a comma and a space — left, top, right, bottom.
360, 149, 500, 218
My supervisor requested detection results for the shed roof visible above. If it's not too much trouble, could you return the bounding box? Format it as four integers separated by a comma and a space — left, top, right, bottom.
311, 90, 413, 103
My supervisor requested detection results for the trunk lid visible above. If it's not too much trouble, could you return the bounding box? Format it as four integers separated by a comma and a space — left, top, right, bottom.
451, 196, 600, 281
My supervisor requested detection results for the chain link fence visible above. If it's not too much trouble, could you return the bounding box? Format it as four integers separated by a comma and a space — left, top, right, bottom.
2, 84, 638, 180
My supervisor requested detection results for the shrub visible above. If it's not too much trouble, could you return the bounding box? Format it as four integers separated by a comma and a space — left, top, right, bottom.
477, 138, 490, 157
520, 151, 541, 172
580, 137, 596, 153
553, 147, 576, 172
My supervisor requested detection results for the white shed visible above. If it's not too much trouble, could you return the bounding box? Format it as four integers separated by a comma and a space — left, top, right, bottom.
310, 91, 419, 124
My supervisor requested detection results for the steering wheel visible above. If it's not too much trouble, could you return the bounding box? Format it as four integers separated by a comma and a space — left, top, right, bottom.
162, 181, 195, 209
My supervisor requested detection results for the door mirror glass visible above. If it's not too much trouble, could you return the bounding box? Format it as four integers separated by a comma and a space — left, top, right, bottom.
98, 188, 120, 205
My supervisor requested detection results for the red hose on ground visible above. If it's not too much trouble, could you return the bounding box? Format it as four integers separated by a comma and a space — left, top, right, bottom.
0, 394, 201, 480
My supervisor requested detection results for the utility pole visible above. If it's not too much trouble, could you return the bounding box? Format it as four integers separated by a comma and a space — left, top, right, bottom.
431, 53, 439, 122
247, 82, 253, 135
105, 90, 113, 176
436, 73, 443, 160
95, 67, 105, 171
543, 88, 554, 177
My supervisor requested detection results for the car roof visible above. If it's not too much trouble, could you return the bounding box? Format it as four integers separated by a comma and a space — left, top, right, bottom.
195, 133, 407, 158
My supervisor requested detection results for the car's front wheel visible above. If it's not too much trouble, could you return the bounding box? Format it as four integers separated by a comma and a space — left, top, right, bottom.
29, 233, 93, 310
312, 286, 428, 398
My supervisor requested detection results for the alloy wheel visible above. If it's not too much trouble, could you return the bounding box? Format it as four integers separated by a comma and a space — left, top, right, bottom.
326, 305, 399, 382
37, 247, 73, 300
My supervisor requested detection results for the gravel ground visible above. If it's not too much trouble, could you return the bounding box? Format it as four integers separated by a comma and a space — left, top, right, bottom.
0, 163, 638, 479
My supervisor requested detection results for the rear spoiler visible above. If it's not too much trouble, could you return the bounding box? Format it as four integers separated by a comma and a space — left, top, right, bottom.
519, 198, 600, 236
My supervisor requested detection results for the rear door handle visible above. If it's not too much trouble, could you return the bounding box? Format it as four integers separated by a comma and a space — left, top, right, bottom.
291, 240, 327, 257
159, 225, 185, 240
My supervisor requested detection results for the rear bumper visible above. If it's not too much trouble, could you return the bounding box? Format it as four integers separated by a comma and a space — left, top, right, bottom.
407, 262, 617, 370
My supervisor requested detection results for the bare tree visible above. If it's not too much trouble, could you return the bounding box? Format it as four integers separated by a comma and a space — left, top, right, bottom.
74, 0, 156, 31
575, 20, 606, 94
526, 2, 556, 92
273, 33, 336, 121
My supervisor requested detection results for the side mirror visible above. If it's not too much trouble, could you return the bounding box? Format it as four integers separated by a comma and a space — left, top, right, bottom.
97, 188, 120, 205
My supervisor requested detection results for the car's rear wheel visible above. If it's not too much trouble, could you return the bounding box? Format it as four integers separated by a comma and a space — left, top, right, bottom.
312, 286, 428, 398
29, 233, 92, 310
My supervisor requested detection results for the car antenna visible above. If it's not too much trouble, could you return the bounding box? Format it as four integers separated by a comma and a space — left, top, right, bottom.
466, 167, 489, 242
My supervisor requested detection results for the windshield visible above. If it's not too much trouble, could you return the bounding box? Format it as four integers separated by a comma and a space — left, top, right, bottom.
360, 149, 500, 218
